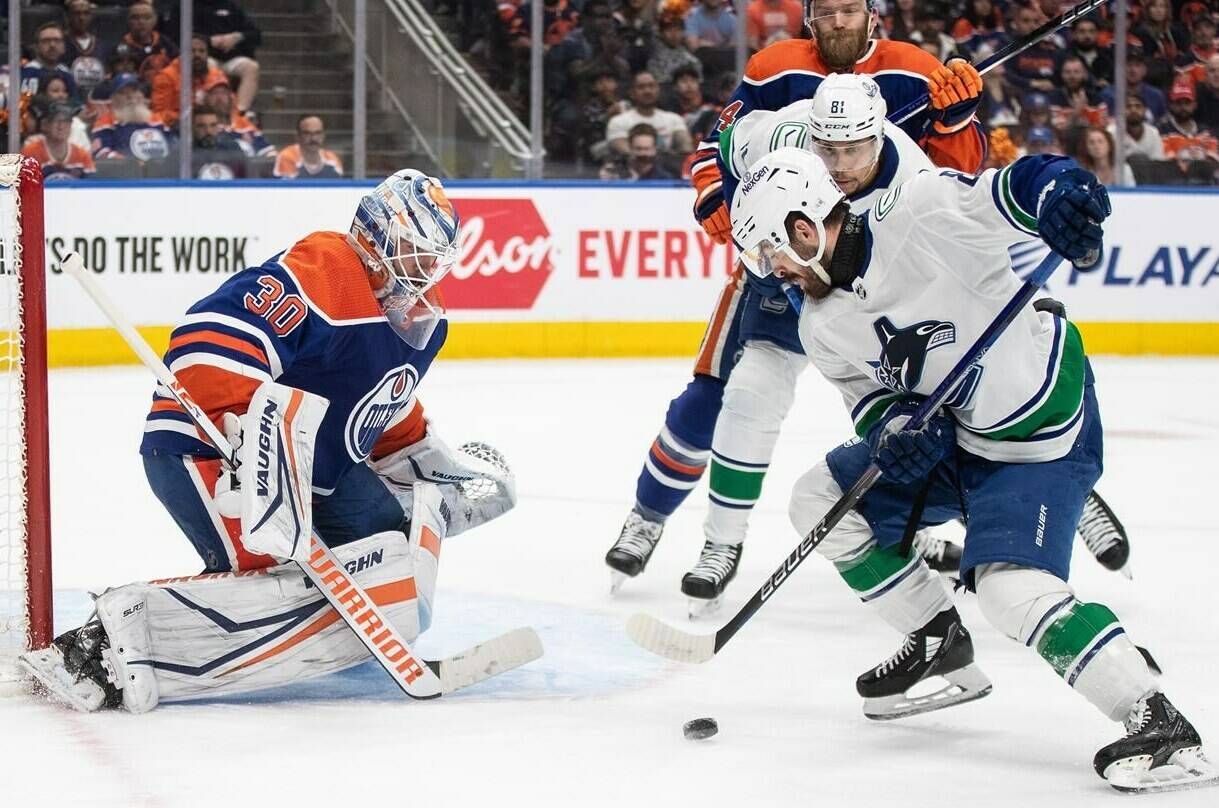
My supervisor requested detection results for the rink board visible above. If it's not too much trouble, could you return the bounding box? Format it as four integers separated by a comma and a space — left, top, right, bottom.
40, 181, 1219, 366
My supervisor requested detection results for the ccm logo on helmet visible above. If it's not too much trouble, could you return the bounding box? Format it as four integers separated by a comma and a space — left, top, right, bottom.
345, 365, 419, 461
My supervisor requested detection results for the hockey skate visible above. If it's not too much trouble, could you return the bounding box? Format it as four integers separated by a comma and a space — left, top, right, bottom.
680, 540, 742, 619
18, 614, 121, 712
606, 508, 664, 594
911, 530, 962, 574
1095, 692, 1219, 793
856, 607, 992, 720
1077, 490, 1132, 578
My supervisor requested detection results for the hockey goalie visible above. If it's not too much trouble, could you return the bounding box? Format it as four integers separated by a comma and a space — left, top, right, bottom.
21, 169, 535, 711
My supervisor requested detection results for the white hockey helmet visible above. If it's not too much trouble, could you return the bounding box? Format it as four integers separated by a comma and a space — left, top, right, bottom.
807, 73, 886, 178
731, 147, 845, 282
348, 169, 461, 348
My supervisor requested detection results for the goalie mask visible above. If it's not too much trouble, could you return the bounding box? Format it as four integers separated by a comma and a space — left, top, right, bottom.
731, 147, 845, 282
808, 74, 886, 191
349, 169, 461, 349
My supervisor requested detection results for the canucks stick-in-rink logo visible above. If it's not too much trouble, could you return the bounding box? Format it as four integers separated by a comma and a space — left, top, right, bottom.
866, 316, 956, 392
345, 365, 419, 461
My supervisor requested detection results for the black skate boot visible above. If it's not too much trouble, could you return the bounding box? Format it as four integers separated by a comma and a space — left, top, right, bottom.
912, 530, 962, 573
680, 540, 742, 619
1095, 692, 1219, 793
18, 616, 122, 711
606, 508, 664, 593
856, 606, 992, 720
1077, 490, 1132, 577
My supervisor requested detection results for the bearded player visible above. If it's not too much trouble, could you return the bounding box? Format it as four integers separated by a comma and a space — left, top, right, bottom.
20, 170, 522, 711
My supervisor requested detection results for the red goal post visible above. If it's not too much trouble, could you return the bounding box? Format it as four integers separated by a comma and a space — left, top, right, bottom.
0, 154, 52, 679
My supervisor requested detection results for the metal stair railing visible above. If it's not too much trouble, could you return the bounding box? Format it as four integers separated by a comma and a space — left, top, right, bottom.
327, 0, 533, 178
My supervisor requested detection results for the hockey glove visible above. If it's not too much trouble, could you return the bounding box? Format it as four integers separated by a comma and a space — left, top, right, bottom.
927, 59, 983, 136
866, 400, 957, 485
213, 411, 245, 519
1036, 167, 1110, 265
694, 184, 731, 245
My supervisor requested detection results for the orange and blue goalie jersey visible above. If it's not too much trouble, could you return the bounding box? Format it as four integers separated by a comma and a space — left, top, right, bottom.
140, 231, 444, 493
691, 38, 987, 210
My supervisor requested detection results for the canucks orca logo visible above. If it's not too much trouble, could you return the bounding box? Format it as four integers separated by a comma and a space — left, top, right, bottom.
866, 316, 956, 392
344, 365, 419, 461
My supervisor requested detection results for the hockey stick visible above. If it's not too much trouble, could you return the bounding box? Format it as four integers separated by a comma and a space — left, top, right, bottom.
60, 252, 542, 697
628, 250, 1067, 663
888, 0, 1108, 127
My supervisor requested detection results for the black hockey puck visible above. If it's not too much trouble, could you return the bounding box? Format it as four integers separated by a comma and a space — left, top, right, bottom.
683, 717, 718, 740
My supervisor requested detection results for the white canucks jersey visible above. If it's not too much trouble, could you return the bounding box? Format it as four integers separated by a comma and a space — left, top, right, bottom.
800, 162, 1088, 464
723, 100, 933, 213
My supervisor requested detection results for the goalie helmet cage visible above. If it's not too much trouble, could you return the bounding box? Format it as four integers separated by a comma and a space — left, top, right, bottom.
0, 154, 51, 680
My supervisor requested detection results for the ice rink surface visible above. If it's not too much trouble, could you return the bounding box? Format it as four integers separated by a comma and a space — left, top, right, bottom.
3, 356, 1218, 807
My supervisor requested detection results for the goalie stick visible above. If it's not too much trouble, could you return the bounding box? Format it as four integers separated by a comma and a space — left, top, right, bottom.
628, 250, 1068, 664
888, 0, 1109, 127
60, 251, 542, 698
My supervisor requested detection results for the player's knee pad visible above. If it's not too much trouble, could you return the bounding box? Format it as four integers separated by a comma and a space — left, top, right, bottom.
788, 459, 873, 562
96, 530, 421, 711
664, 374, 725, 450
975, 562, 1074, 644
716, 342, 803, 460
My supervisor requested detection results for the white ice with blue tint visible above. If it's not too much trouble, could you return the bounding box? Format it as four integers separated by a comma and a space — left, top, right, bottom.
2, 357, 1217, 807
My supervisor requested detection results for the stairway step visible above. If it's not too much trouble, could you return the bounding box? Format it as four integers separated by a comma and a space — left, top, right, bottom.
247, 11, 331, 33
259, 31, 342, 51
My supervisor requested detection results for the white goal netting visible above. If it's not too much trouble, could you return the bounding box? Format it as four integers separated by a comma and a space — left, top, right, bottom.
0, 154, 47, 681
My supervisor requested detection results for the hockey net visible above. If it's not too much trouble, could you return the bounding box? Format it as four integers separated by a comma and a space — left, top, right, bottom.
0, 154, 51, 683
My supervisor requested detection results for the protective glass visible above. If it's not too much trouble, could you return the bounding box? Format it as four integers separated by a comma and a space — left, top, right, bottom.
373, 227, 457, 349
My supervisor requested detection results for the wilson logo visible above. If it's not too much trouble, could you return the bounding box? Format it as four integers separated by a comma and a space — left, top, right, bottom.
440, 199, 555, 310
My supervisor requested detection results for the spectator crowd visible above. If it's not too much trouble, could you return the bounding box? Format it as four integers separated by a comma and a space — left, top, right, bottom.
457, 0, 1219, 183
1, 0, 345, 181
3, 0, 1217, 184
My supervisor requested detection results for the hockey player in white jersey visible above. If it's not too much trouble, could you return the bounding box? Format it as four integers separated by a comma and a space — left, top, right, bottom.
662, 74, 1130, 617
731, 147, 1215, 793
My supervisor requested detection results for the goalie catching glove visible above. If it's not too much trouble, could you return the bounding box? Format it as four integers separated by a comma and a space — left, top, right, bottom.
370, 429, 517, 537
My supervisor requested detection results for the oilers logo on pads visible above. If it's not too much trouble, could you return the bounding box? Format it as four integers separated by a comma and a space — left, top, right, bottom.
867, 316, 956, 392
344, 365, 419, 461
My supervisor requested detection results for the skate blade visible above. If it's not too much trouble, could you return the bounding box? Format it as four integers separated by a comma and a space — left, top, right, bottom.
1119, 563, 1133, 581
609, 571, 630, 595
687, 596, 722, 620
15, 649, 107, 712
1105, 747, 1219, 794
863, 664, 993, 721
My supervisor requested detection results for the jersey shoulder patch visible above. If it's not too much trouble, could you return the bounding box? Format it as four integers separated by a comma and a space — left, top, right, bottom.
745, 38, 825, 82
277, 231, 385, 323
859, 39, 940, 80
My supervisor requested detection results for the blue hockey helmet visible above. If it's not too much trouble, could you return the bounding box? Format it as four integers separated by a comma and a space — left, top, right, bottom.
349, 169, 461, 348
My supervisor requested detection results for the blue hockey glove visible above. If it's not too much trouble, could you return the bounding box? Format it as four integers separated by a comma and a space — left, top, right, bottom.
866, 400, 957, 485
1037, 168, 1111, 264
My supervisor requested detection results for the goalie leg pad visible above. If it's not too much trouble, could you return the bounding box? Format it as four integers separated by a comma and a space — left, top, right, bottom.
143, 453, 276, 573
101, 531, 423, 707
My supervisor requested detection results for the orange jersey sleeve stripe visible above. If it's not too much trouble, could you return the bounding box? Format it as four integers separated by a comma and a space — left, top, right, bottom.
169, 329, 270, 368
175, 364, 264, 427
370, 399, 427, 460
